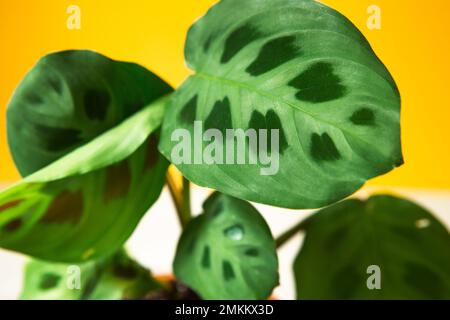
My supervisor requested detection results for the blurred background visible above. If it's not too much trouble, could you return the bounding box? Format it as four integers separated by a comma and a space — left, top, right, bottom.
0, 0, 449, 299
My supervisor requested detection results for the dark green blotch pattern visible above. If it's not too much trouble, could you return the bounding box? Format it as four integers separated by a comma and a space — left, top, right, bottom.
4, 219, 22, 232
179, 95, 198, 125
144, 134, 160, 171
203, 35, 213, 53
201, 245, 211, 269
33, 124, 82, 152
187, 236, 197, 252
222, 260, 235, 281
221, 24, 263, 64
266, 110, 288, 153
47, 76, 62, 94
311, 133, 341, 161
248, 111, 265, 132
41, 190, 84, 224
248, 110, 288, 154
244, 248, 259, 257
350, 108, 375, 125
40, 273, 61, 290
288, 62, 347, 103
204, 97, 232, 133
246, 36, 301, 76
404, 262, 445, 299
27, 93, 43, 104
84, 89, 110, 121
0, 200, 22, 212
103, 160, 131, 203
210, 202, 224, 218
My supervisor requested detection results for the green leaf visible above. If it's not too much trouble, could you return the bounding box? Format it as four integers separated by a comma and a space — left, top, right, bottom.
0, 51, 172, 262
174, 192, 279, 300
21, 250, 161, 300
8, 50, 172, 176
293, 195, 450, 299
159, 0, 402, 209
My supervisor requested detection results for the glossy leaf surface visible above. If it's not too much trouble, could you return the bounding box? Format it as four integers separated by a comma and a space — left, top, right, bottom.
174, 193, 278, 300
8, 50, 171, 176
21, 250, 160, 300
159, 0, 402, 209
294, 195, 450, 299
0, 51, 172, 262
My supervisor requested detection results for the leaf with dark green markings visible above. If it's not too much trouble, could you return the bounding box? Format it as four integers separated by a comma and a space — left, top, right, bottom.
21, 250, 161, 300
294, 195, 450, 299
174, 193, 278, 300
0, 50, 172, 262
8, 50, 171, 176
159, 0, 402, 209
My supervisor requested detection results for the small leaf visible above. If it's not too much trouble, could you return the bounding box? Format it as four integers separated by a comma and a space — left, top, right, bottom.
0, 51, 172, 262
294, 195, 450, 299
173, 193, 279, 300
159, 0, 402, 209
21, 250, 161, 300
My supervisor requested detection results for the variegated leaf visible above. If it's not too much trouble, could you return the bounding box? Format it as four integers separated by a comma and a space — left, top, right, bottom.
174, 193, 278, 300
294, 195, 450, 299
159, 0, 402, 209
21, 250, 161, 300
0, 51, 172, 262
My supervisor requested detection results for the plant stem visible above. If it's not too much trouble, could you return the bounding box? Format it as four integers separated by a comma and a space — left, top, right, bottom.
275, 218, 309, 249
166, 170, 192, 229
181, 177, 192, 223
166, 172, 183, 223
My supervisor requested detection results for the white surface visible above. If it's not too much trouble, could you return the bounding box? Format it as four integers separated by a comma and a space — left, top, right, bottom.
0, 186, 449, 300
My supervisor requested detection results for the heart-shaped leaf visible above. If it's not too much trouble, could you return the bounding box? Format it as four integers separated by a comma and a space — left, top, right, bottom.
0, 51, 172, 262
159, 0, 402, 209
174, 193, 279, 300
294, 195, 450, 299
21, 250, 161, 300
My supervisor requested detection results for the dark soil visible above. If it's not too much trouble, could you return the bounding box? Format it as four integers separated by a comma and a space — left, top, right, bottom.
144, 280, 200, 300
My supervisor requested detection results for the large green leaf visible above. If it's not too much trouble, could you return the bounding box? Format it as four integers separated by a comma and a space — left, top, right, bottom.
8, 50, 171, 176
159, 0, 402, 209
174, 193, 278, 300
21, 250, 161, 300
294, 195, 450, 299
0, 51, 172, 262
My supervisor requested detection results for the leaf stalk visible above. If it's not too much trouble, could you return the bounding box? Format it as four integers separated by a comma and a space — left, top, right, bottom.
166, 169, 192, 229
275, 218, 310, 249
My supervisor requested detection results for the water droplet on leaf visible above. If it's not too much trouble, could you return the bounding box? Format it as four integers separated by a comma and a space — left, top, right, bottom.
224, 224, 244, 240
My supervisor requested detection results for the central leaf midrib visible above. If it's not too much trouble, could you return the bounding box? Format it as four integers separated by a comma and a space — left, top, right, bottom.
194, 71, 391, 162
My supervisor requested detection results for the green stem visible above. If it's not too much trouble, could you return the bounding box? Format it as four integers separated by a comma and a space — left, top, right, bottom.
275, 219, 309, 249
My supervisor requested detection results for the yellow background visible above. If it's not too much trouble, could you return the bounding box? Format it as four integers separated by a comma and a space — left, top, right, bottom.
0, 0, 449, 189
